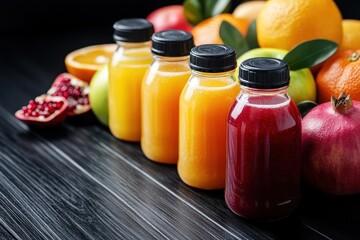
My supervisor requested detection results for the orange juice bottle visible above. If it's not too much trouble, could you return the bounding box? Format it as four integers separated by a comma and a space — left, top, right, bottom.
109, 18, 154, 141
141, 30, 194, 164
178, 44, 240, 190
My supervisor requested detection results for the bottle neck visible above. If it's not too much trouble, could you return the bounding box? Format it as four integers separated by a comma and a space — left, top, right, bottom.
241, 85, 289, 95
154, 55, 189, 63
116, 41, 152, 49
191, 69, 235, 79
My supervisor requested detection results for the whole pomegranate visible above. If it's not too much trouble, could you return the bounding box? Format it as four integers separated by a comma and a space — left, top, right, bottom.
302, 92, 360, 195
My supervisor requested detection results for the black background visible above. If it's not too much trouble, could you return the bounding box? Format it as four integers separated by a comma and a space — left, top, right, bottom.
0, 0, 359, 36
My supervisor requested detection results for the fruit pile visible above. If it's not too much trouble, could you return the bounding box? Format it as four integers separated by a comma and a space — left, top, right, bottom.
15, 43, 116, 126
144, 0, 360, 196
14, 0, 360, 197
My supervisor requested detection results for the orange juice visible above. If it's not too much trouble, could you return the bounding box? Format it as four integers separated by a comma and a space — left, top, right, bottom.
108, 18, 154, 141
141, 30, 194, 164
109, 50, 152, 141
178, 44, 239, 190
178, 77, 240, 189
142, 62, 191, 163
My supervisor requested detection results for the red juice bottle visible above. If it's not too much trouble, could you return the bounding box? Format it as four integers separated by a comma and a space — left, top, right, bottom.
225, 58, 302, 221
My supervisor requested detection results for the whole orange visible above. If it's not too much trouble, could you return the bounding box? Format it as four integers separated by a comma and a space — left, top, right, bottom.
317, 50, 360, 103
340, 19, 360, 50
257, 0, 343, 50
192, 13, 249, 46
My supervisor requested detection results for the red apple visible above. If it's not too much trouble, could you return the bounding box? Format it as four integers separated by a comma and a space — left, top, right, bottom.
147, 5, 193, 32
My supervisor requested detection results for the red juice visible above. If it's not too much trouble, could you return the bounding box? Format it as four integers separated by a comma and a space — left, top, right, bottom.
225, 94, 302, 221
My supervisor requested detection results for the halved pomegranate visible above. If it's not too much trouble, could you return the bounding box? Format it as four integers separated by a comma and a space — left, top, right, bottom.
15, 95, 68, 126
48, 73, 90, 116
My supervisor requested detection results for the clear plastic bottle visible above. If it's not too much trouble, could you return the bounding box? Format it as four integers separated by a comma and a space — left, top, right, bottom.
141, 30, 194, 164
226, 57, 302, 221
178, 44, 240, 190
109, 18, 154, 141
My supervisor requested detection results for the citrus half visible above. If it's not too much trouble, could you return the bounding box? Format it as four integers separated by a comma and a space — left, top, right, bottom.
65, 44, 117, 83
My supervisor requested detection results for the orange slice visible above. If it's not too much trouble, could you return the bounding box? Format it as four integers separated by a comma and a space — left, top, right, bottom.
65, 44, 117, 83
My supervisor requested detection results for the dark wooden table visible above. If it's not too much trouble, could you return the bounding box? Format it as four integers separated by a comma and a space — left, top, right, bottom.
0, 28, 359, 240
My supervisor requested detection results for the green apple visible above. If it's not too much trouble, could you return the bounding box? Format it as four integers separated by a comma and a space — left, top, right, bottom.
89, 64, 108, 126
236, 48, 316, 104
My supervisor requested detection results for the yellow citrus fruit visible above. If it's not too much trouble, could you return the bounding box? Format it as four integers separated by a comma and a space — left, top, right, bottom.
257, 0, 343, 50
192, 13, 250, 46
232, 0, 266, 22
340, 19, 360, 50
65, 44, 117, 83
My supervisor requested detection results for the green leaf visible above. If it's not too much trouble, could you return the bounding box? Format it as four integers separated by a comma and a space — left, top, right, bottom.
246, 20, 259, 49
283, 39, 338, 71
220, 21, 249, 59
205, 0, 231, 18
183, 0, 203, 26
183, 0, 231, 26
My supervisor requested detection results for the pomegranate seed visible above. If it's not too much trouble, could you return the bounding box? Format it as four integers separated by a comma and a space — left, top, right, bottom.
56, 102, 62, 109
38, 105, 45, 111
73, 90, 81, 97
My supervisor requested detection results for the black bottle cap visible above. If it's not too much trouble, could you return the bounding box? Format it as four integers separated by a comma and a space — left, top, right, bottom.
189, 44, 237, 73
113, 18, 154, 43
239, 57, 290, 89
151, 30, 194, 57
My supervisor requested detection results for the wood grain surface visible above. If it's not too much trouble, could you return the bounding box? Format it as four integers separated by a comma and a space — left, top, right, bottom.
0, 28, 359, 240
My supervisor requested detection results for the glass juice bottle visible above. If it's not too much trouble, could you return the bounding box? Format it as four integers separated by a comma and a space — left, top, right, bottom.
178, 44, 240, 190
109, 18, 154, 141
141, 30, 194, 164
226, 57, 302, 221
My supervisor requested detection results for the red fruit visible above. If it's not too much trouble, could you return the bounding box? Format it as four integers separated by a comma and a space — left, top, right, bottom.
48, 73, 90, 116
302, 92, 360, 195
15, 95, 68, 126
147, 5, 193, 32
